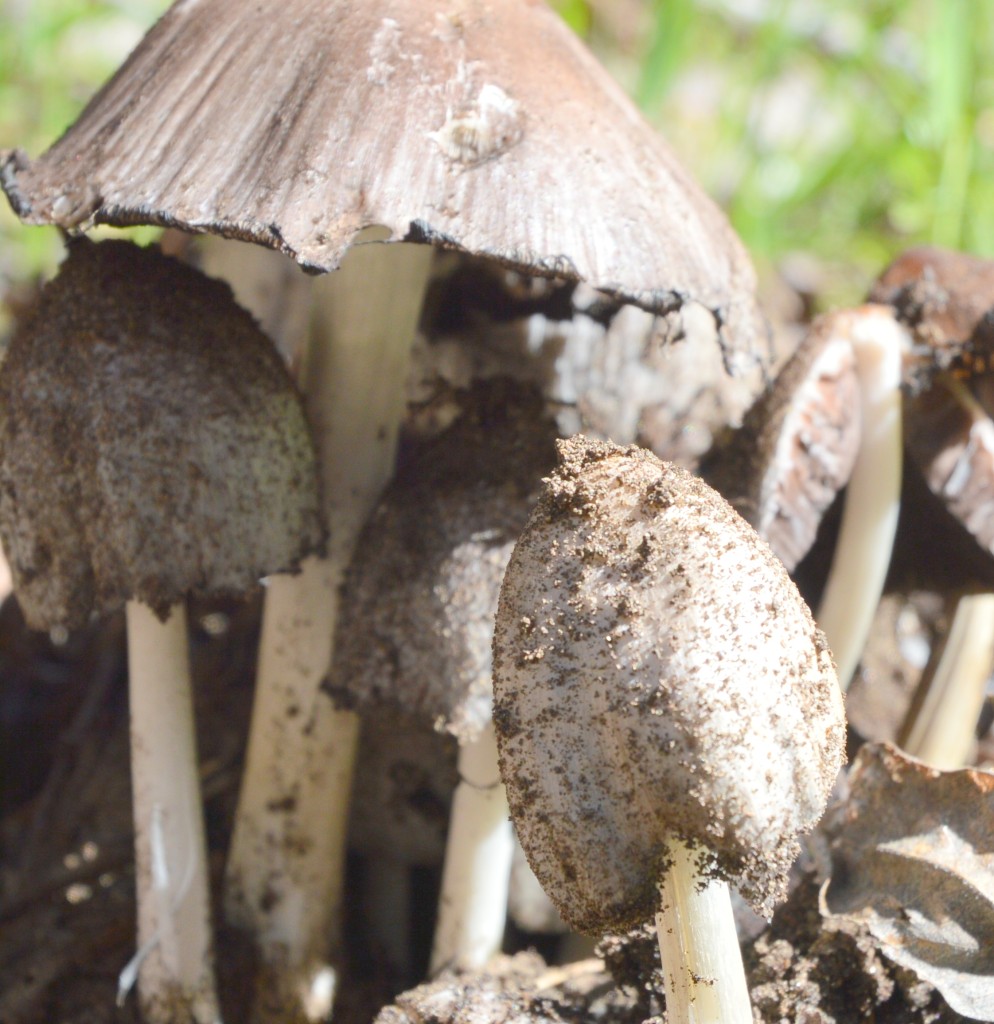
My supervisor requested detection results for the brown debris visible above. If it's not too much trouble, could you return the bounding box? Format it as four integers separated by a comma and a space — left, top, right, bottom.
822, 743, 994, 1021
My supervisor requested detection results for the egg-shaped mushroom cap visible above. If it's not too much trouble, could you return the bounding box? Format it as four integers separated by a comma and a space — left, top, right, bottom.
0, 240, 325, 632
0, 0, 766, 377
492, 436, 845, 933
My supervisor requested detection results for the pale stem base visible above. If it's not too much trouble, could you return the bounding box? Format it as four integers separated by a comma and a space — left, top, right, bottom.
224, 236, 433, 1021
899, 591, 994, 768
655, 840, 752, 1024
816, 305, 908, 691
430, 722, 514, 973
124, 600, 220, 1024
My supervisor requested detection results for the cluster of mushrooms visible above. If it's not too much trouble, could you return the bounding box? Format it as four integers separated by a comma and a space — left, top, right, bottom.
0, 2, 991, 1024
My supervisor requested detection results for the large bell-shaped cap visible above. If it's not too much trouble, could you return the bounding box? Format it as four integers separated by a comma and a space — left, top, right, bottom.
0, 0, 766, 374
0, 239, 326, 632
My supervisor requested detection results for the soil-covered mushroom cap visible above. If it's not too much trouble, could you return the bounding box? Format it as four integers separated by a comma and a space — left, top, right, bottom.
0, 240, 325, 631
0, 0, 766, 375
492, 437, 845, 933
330, 381, 557, 743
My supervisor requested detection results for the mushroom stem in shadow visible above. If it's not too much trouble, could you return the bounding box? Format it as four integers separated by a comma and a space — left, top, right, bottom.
816, 306, 909, 690
225, 235, 433, 1019
429, 721, 514, 973
898, 591, 994, 767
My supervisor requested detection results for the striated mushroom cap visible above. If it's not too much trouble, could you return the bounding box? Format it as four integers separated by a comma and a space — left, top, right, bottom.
703, 311, 861, 571
0, 239, 325, 632
492, 436, 845, 933
0, 0, 766, 375
329, 380, 557, 743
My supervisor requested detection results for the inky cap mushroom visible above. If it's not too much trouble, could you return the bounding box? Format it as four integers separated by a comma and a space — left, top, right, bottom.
0, 0, 766, 374
330, 380, 556, 742
704, 313, 861, 571
492, 436, 845, 933
0, 239, 325, 631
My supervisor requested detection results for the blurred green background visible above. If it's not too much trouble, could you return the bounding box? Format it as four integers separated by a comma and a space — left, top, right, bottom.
1, 0, 993, 320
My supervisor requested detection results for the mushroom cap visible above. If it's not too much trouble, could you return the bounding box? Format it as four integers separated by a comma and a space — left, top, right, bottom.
704, 312, 861, 570
0, 0, 766, 375
492, 436, 845, 933
0, 240, 325, 631
329, 381, 557, 743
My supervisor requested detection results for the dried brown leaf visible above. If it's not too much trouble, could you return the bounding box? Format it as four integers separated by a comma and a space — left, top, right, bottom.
822, 742, 994, 1021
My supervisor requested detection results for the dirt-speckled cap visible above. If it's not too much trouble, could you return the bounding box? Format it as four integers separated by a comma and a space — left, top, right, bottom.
0, 0, 766, 376
329, 381, 557, 743
492, 436, 845, 933
0, 239, 325, 631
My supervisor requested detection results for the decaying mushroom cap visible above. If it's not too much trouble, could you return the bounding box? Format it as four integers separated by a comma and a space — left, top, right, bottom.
869, 246, 994, 386
703, 312, 861, 570
0, 0, 766, 374
329, 380, 557, 743
492, 437, 845, 933
870, 247, 994, 555
0, 239, 325, 632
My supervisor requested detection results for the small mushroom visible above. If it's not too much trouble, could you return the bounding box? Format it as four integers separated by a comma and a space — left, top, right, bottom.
331, 381, 558, 971
0, 240, 324, 1023
492, 437, 845, 1023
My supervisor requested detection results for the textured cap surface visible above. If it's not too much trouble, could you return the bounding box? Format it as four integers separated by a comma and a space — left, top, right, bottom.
705, 313, 861, 570
330, 382, 557, 742
492, 437, 845, 932
0, 240, 325, 630
0, 0, 766, 374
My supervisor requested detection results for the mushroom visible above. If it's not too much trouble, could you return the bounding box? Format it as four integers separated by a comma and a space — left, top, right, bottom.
708, 304, 910, 691
1, 1, 768, 1013
492, 437, 845, 1023
330, 380, 558, 971
0, 239, 324, 1023
867, 246, 994, 766
702, 311, 862, 572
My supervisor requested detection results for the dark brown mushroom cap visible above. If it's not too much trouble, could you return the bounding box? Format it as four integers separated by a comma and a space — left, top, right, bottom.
492, 437, 845, 933
0, 0, 766, 375
329, 381, 557, 743
703, 312, 861, 570
0, 240, 325, 631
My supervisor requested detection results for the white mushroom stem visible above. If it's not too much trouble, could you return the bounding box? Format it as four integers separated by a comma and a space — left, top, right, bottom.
816, 306, 910, 690
655, 840, 752, 1024
123, 600, 220, 1024
899, 591, 994, 768
225, 234, 433, 1020
430, 722, 514, 973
